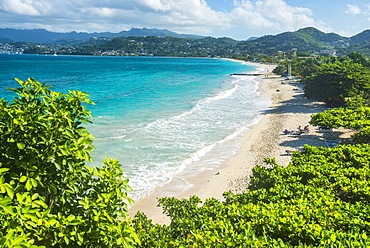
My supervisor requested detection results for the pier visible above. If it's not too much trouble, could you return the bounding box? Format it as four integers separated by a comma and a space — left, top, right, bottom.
230, 73, 263, 76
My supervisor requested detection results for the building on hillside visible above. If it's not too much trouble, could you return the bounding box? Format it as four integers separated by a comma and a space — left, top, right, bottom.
320, 50, 336, 56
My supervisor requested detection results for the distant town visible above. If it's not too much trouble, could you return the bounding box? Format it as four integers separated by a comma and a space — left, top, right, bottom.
1, 27, 370, 58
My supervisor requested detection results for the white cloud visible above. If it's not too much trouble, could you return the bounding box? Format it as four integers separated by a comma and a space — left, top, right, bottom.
345, 5, 361, 15
136, 0, 173, 12
365, 5, 370, 16
82, 7, 118, 17
230, 1, 274, 28
0, 0, 41, 16
229, 0, 318, 31
0, 0, 329, 38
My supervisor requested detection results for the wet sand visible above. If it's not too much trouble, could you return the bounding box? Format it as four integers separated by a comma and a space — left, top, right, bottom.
128, 63, 326, 224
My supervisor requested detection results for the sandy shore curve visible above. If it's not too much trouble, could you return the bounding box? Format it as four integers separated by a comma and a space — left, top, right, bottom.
128, 63, 326, 224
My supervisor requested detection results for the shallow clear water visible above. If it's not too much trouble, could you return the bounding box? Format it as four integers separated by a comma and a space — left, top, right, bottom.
0, 54, 270, 201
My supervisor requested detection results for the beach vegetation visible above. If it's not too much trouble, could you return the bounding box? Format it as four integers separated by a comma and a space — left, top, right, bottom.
301, 59, 370, 107
273, 52, 370, 79
310, 106, 370, 144
352, 126, 370, 144
133, 144, 370, 247
310, 107, 370, 130
0, 78, 138, 247
272, 55, 327, 77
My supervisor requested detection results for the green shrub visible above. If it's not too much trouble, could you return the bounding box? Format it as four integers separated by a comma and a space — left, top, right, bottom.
309, 107, 370, 129
352, 126, 370, 144
0, 78, 139, 247
133, 145, 370, 247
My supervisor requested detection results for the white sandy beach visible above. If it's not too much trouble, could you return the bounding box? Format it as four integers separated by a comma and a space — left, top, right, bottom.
128, 63, 328, 224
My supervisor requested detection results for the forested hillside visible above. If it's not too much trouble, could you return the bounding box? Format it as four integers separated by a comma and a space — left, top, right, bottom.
3, 27, 370, 57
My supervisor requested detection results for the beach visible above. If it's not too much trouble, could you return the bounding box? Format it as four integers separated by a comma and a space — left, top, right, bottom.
128, 63, 327, 224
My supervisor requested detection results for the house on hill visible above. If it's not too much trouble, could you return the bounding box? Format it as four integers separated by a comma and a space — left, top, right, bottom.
320, 50, 336, 56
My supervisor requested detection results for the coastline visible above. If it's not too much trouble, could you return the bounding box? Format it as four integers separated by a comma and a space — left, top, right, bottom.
128, 62, 326, 224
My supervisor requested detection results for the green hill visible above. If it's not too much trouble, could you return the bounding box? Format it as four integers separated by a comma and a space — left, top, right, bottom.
235, 27, 351, 55
13, 27, 370, 57
351, 29, 370, 43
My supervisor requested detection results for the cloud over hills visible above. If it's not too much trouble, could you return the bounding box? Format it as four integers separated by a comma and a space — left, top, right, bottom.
0, 0, 328, 39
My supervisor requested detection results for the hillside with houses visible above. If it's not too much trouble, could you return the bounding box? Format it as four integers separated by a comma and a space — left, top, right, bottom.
1, 27, 370, 57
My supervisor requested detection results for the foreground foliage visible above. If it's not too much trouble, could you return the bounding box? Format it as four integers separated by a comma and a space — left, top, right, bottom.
310, 106, 370, 144
0, 79, 138, 247
310, 107, 370, 130
302, 60, 370, 107
133, 145, 370, 247
352, 126, 370, 144
3, 72, 369, 246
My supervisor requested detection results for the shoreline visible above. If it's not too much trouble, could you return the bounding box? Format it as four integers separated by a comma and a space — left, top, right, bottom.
128, 62, 326, 224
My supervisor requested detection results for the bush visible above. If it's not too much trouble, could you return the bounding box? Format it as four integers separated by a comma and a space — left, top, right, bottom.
302, 60, 370, 107
0, 78, 139, 247
309, 107, 370, 129
133, 145, 370, 247
352, 126, 370, 144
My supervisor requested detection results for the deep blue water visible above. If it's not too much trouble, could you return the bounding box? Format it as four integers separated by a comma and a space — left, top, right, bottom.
0, 54, 270, 201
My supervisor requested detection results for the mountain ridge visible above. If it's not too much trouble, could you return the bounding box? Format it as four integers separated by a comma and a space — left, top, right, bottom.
1, 26, 370, 45
0, 27, 205, 44
2, 27, 370, 57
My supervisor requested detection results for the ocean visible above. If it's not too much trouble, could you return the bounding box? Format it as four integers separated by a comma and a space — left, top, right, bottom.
0, 54, 270, 201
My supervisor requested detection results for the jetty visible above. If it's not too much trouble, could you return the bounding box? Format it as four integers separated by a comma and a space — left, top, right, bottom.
230, 73, 263, 76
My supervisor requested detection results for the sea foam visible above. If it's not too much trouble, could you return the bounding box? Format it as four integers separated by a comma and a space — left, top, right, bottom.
0, 54, 271, 202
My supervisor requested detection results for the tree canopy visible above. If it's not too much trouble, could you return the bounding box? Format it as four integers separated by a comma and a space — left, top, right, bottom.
0, 78, 138, 247
301, 60, 370, 107
310, 107, 370, 130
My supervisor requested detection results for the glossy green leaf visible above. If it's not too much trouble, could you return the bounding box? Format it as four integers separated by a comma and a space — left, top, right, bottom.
17, 143, 25, 150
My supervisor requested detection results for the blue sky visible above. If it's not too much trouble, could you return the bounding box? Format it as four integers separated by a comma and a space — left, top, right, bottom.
0, 0, 369, 40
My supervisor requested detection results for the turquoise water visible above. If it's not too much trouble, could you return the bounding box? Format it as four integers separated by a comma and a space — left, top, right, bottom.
0, 54, 270, 201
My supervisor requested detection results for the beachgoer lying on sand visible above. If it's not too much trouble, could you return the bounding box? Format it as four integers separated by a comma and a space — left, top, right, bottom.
283, 129, 302, 135
303, 125, 310, 132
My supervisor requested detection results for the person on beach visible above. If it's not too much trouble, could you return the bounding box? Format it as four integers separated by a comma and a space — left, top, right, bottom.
303, 125, 310, 132
297, 126, 303, 132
